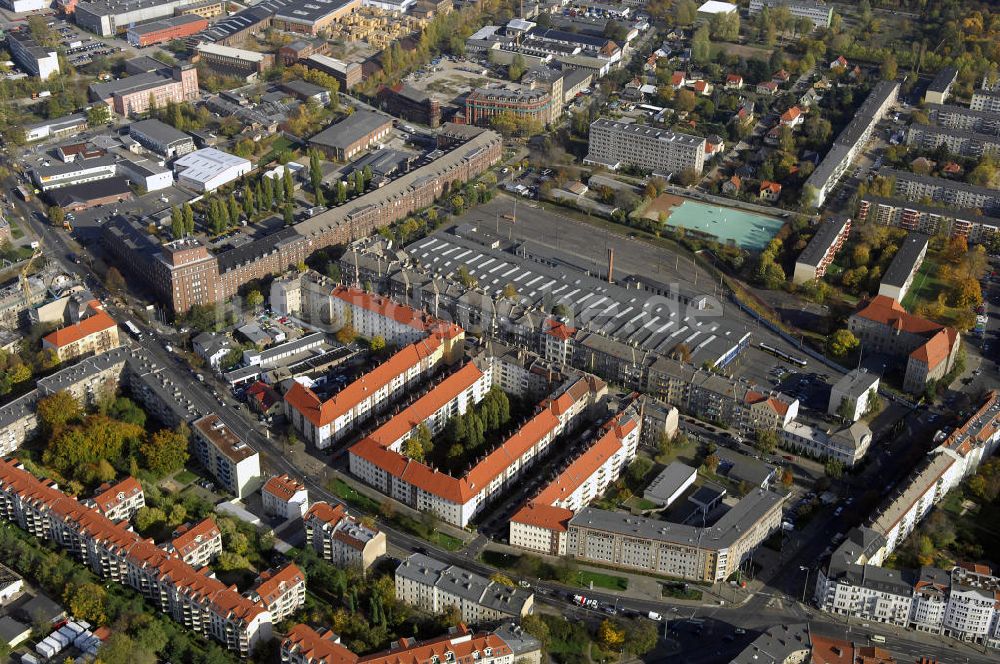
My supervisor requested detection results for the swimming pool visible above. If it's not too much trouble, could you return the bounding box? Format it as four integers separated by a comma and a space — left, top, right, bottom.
646, 198, 786, 250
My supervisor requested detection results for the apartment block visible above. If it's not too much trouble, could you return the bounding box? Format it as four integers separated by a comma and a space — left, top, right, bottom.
585, 119, 706, 175
395, 554, 533, 622
923, 67, 958, 105
848, 296, 960, 395
303, 501, 386, 571
792, 216, 852, 284
41, 307, 120, 363
169, 517, 223, 568
87, 476, 145, 522
926, 103, 1000, 137
88, 61, 198, 117
7, 31, 59, 80
0, 458, 273, 655
905, 123, 1000, 159
191, 414, 261, 498
827, 369, 880, 422
567, 488, 786, 583
262, 474, 309, 520
970, 90, 1000, 114
247, 565, 306, 624
857, 195, 1000, 245
803, 81, 899, 207
747, 0, 832, 28
878, 233, 929, 301
885, 168, 1000, 214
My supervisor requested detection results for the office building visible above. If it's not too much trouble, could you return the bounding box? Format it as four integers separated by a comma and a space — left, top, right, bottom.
857, 195, 1000, 245
128, 118, 196, 158
465, 86, 557, 129
395, 554, 533, 622
971, 90, 1000, 114
261, 474, 309, 520
7, 31, 59, 80
905, 123, 1000, 159
585, 119, 706, 175
191, 413, 262, 498
924, 67, 958, 105
308, 110, 393, 161
803, 81, 899, 207
126, 14, 207, 46
173, 148, 251, 192
33, 155, 117, 191
792, 216, 852, 284
878, 234, 929, 301
303, 501, 386, 571
272, 0, 360, 35
41, 306, 120, 362
88, 61, 198, 116
884, 168, 1000, 214
747, 0, 832, 28
828, 369, 880, 422
849, 295, 960, 394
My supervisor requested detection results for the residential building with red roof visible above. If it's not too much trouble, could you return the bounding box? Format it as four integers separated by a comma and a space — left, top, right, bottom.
756, 80, 779, 95
722, 174, 742, 194
284, 335, 447, 449
262, 474, 309, 520
690, 79, 712, 96
303, 501, 386, 571
848, 296, 960, 394
247, 563, 306, 623
348, 355, 605, 527
169, 517, 223, 568
773, 68, 791, 83
830, 55, 848, 69
759, 180, 783, 202
742, 389, 798, 432
780, 105, 804, 127
41, 304, 120, 363
509, 402, 641, 555
725, 73, 743, 89
670, 70, 686, 89
245, 381, 281, 416
87, 476, 144, 522
0, 458, 272, 656
282, 623, 524, 664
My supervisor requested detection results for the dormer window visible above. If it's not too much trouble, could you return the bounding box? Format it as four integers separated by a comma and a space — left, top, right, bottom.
445, 652, 455, 662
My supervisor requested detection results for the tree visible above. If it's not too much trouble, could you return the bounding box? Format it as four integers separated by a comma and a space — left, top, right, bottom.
283, 202, 295, 226
336, 323, 356, 345
502, 283, 518, 299
135, 506, 166, 534
836, 396, 856, 422
754, 429, 779, 454
65, 583, 107, 625
37, 391, 82, 437
140, 428, 190, 476
881, 53, 898, 80
626, 618, 659, 655
949, 278, 982, 308
370, 335, 386, 352
692, 25, 711, 63
283, 166, 295, 201
104, 266, 126, 295
246, 289, 264, 311
675, 0, 698, 25
48, 205, 65, 227
824, 458, 844, 479
627, 456, 653, 486
827, 329, 859, 357
508, 53, 526, 81
171, 205, 184, 238
703, 453, 720, 473
781, 468, 794, 489
598, 619, 626, 649
675, 89, 697, 113
86, 104, 110, 126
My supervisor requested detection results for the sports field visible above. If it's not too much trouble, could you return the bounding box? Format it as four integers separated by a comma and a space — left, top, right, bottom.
642, 195, 785, 250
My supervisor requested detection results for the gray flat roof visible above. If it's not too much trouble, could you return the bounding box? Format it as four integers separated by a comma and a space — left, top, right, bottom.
275, 0, 356, 23
570, 488, 786, 551
396, 554, 532, 615
831, 369, 879, 400
128, 13, 205, 35
590, 118, 705, 147
643, 461, 696, 503
861, 194, 1000, 226
129, 118, 194, 148
796, 216, 850, 268
34, 155, 116, 179
926, 66, 958, 94
884, 167, 1000, 199
309, 110, 392, 150
908, 121, 1000, 144
881, 233, 928, 288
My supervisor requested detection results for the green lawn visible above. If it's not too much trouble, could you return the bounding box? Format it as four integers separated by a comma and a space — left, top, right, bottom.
174, 469, 198, 485
625, 496, 658, 511
575, 570, 629, 591
902, 257, 944, 310
329, 478, 382, 513
480, 550, 520, 569
662, 584, 703, 601
428, 531, 464, 552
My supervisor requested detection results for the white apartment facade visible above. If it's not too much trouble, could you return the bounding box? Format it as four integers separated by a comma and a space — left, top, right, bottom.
303, 501, 387, 571
585, 119, 706, 175
169, 518, 223, 568
971, 90, 1000, 114
261, 474, 309, 520
88, 476, 145, 522
191, 413, 262, 498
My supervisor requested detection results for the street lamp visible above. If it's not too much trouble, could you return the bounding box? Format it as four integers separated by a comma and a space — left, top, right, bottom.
799, 565, 811, 604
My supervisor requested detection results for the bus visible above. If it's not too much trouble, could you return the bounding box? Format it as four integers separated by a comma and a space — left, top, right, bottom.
758, 342, 807, 367
123, 321, 142, 339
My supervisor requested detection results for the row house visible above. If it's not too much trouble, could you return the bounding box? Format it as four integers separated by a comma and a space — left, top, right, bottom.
87, 476, 145, 522
168, 518, 223, 568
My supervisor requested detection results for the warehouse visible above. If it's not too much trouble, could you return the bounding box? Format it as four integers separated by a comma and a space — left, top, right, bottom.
308, 110, 393, 161
126, 14, 208, 47
173, 148, 252, 192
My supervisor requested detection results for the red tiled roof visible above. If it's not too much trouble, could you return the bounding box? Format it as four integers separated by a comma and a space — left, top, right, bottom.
854, 296, 944, 335
760, 180, 782, 194
253, 563, 305, 606
331, 286, 462, 339
781, 106, 802, 122
511, 502, 573, 531
172, 517, 221, 558
43, 310, 117, 349
246, 381, 281, 411
284, 625, 358, 664
263, 474, 305, 502
544, 318, 575, 340
910, 328, 955, 370
92, 476, 142, 515
726, 74, 742, 83
305, 500, 347, 526
810, 633, 854, 664
671, 71, 685, 85
361, 625, 511, 664
758, 81, 778, 90
284, 336, 443, 428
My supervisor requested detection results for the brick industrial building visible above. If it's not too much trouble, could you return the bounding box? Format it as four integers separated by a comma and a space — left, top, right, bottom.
465, 86, 557, 128
272, 0, 360, 35
126, 14, 208, 47
376, 82, 441, 127
88, 61, 199, 116
102, 124, 501, 312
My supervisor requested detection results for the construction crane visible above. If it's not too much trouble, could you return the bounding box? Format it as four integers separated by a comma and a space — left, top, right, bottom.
20, 241, 43, 304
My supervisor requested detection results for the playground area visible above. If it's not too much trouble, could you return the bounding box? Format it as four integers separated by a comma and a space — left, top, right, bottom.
641, 195, 786, 250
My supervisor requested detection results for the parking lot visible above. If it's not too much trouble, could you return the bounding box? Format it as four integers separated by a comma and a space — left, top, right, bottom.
402, 56, 509, 106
